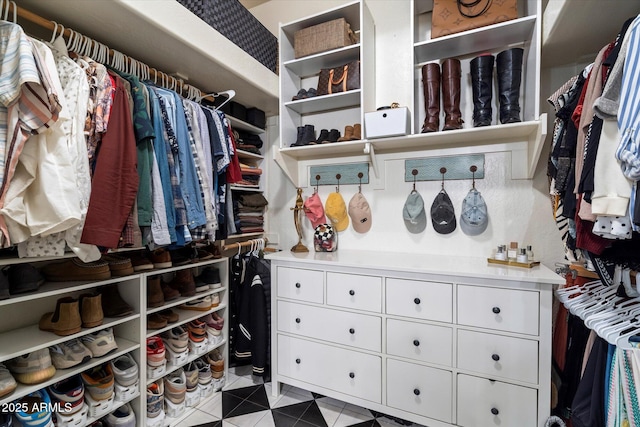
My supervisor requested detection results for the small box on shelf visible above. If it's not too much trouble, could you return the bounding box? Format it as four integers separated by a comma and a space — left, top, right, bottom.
294, 17, 356, 58
185, 388, 201, 408
365, 107, 411, 139
165, 398, 186, 418
147, 360, 167, 380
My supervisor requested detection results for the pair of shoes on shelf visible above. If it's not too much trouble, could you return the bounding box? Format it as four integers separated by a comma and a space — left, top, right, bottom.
195, 267, 221, 292
147, 275, 181, 308
104, 402, 136, 426
6, 348, 56, 385
205, 348, 224, 379
49, 374, 85, 415
39, 293, 104, 336
146, 336, 165, 368
291, 87, 317, 101
14, 389, 54, 426
201, 312, 224, 338
49, 338, 92, 369
2, 264, 45, 297
80, 327, 118, 358
179, 293, 219, 311
316, 128, 341, 144
81, 362, 114, 401
161, 326, 189, 354
337, 123, 362, 141
110, 353, 138, 387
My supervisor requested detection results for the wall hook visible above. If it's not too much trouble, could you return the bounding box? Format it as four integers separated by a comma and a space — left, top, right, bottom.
470, 165, 477, 189
358, 172, 363, 193
336, 174, 341, 192
440, 167, 447, 189
412, 169, 418, 191
315, 174, 320, 193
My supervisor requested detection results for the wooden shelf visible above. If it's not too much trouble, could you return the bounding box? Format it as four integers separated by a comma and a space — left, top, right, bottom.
283, 44, 361, 77
284, 90, 362, 115
228, 116, 265, 135
147, 288, 226, 316
146, 304, 226, 338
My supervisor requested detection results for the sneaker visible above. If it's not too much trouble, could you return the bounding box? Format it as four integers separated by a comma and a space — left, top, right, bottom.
194, 358, 211, 385
0, 363, 17, 398
146, 336, 165, 367
179, 295, 212, 311
81, 363, 114, 401
15, 389, 53, 427
48, 375, 84, 415
199, 267, 221, 289
184, 362, 199, 393
146, 381, 164, 418
206, 349, 224, 379
7, 348, 56, 385
211, 293, 220, 307
194, 277, 209, 293
149, 248, 172, 269
49, 339, 93, 369
200, 313, 223, 339
163, 368, 186, 404
186, 319, 207, 343
104, 402, 135, 427
110, 354, 138, 387
101, 254, 134, 277
161, 326, 188, 354
80, 328, 118, 357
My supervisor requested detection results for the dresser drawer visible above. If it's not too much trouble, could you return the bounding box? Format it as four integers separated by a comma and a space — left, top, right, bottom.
457, 285, 539, 335
457, 374, 537, 427
277, 267, 324, 303
277, 334, 382, 403
386, 319, 452, 366
387, 359, 452, 423
327, 272, 382, 313
386, 278, 452, 322
277, 301, 381, 351
457, 330, 538, 384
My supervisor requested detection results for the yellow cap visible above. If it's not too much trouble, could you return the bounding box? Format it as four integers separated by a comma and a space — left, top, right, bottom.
325, 192, 349, 232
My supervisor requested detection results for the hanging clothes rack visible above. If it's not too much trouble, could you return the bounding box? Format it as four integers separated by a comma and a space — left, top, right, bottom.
7, 1, 229, 103
222, 237, 275, 253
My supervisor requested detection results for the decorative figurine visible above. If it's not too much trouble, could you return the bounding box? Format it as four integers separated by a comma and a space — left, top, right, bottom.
290, 187, 309, 253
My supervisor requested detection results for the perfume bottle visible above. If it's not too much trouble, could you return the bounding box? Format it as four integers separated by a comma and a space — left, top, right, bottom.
508, 242, 518, 261
494, 245, 507, 261
517, 248, 528, 263
526, 245, 534, 261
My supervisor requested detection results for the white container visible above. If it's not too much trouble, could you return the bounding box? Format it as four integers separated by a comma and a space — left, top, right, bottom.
165, 346, 189, 367
185, 388, 201, 408
199, 382, 213, 399
364, 107, 410, 139
84, 392, 114, 419
147, 360, 167, 380
55, 403, 88, 427
212, 376, 225, 392
146, 410, 165, 427
206, 332, 223, 348
189, 338, 209, 356
114, 380, 140, 402
164, 398, 186, 418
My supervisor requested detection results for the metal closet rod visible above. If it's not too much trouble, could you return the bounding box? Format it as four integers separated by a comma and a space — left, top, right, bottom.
222, 237, 271, 252
11, 2, 229, 103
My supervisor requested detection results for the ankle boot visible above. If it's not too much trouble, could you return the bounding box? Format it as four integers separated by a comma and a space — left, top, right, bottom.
338, 125, 354, 142
79, 293, 103, 328
291, 126, 304, 147
39, 297, 82, 336
496, 48, 524, 124
420, 63, 440, 133
470, 54, 494, 127
316, 129, 329, 143
301, 124, 316, 145
352, 123, 362, 140
100, 284, 133, 317
147, 276, 164, 308
170, 269, 196, 297
327, 129, 340, 143
442, 58, 463, 131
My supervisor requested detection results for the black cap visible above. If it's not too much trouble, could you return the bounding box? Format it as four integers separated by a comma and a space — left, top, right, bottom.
430, 190, 456, 234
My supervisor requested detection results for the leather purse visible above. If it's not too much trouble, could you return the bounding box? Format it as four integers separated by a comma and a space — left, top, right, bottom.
316, 60, 360, 96
431, 0, 518, 39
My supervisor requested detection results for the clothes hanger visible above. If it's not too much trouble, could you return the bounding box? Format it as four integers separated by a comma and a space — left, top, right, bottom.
615, 323, 640, 349
584, 298, 640, 329
604, 317, 640, 345
567, 286, 617, 315
196, 89, 236, 109
586, 303, 640, 332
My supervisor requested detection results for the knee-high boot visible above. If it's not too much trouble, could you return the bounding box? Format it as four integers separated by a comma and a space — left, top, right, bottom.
421, 63, 440, 133
497, 48, 524, 124
470, 54, 494, 127
442, 58, 463, 131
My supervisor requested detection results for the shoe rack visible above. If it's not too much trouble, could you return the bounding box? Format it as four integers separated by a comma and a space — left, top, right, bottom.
0, 254, 228, 426
274, 0, 547, 187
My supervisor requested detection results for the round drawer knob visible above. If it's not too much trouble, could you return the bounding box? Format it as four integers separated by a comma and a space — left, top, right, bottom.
295, 358, 301, 364
349, 328, 355, 334
491, 408, 499, 415
492, 306, 501, 314
413, 388, 420, 396
349, 290, 355, 296
295, 282, 301, 288
413, 340, 420, 347
492, 354, 500, 361
414, 297, 421, 305
295, 318, 301, 324
349, 372, 355, 379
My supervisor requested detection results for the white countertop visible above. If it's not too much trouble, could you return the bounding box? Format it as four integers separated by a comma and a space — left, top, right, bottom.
265, 249, 564, 285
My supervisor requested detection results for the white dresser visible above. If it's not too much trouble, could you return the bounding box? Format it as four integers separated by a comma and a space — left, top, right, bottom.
266, 250, 563, 427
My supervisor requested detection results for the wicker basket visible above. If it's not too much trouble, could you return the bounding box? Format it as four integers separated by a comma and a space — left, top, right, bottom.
294, 18, 356, 59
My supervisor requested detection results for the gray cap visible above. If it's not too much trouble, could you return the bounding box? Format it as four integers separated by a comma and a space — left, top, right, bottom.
403, 191, 427, 234
430, 190, 456, 235
460, 188, 488, 236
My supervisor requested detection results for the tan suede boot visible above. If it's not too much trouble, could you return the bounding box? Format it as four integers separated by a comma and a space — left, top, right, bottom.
79, 293, 103, 328
337, 125, 354, 142
39, 297, 82, 336
147, 276, 165, 308
351, 123, 362, 140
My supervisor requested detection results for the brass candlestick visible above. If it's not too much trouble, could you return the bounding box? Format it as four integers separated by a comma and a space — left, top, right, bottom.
290, 187, 309, 253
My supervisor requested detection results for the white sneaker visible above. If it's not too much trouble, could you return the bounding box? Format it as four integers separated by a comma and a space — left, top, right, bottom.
110, 354, 138, 387
81, 327, 117, 357
49, 339, 93, 369
0, 363, 16, 398
104, 402, 136, 427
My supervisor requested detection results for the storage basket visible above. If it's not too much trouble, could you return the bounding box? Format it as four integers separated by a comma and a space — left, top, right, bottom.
294, 18, 356, 59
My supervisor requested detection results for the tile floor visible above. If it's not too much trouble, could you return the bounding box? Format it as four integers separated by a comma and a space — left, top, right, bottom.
181, 365, 425, 427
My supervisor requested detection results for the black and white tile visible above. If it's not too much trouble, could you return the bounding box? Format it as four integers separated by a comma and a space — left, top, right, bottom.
182, 366, 424, 427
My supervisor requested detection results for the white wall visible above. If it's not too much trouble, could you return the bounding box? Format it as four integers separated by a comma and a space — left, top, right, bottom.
259, 0, 566, 269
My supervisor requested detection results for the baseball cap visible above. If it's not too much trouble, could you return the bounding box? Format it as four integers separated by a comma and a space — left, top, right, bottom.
325, 192, 349, 232
403, 191, 427, 234
348, 192, 372, 233
303, 192, 327, 228
430, 190, 456, 234
460, 188, 488, 236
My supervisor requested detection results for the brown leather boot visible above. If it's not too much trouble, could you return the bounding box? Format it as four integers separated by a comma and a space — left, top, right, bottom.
169, 269, 196, 297
421, 63, 440, 133
79, 293, 103, 328
147, 276, 164, 308
39, 297, 82, 336
351, 123, 362, 140
100, 284, 133, 317
442, 58, 464, 131
337, 125, 354, 142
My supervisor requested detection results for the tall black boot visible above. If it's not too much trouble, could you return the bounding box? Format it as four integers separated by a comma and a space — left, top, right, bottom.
470, 54, 494, 127
496, 48, 524, 124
